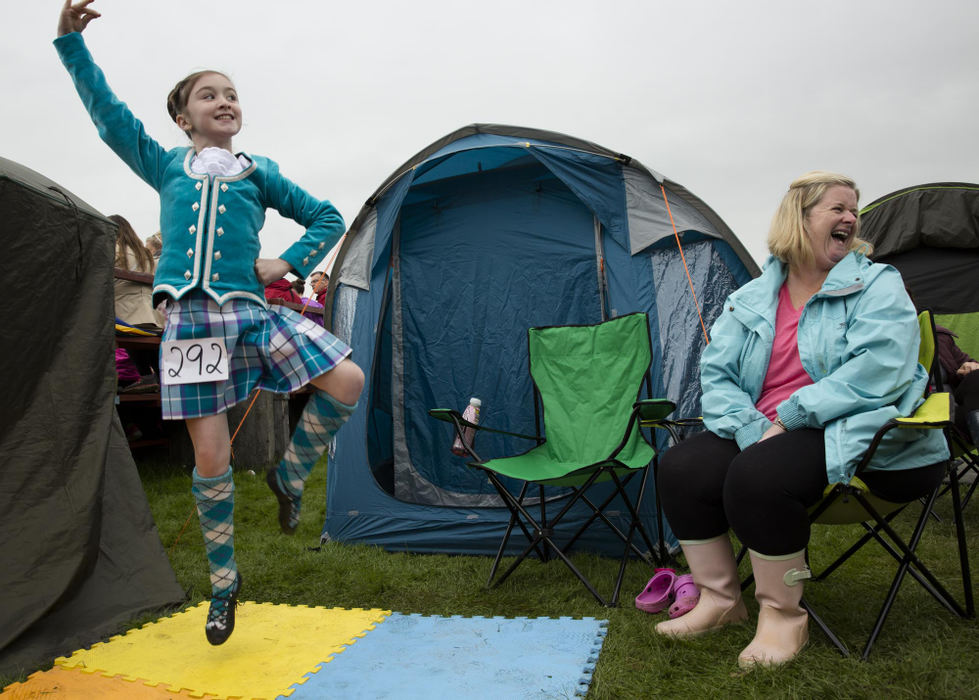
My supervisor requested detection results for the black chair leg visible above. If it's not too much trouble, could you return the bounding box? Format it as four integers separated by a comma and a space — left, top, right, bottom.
801, 598, 849, 658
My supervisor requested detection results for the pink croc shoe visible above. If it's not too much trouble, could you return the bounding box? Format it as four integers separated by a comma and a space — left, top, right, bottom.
635, 568, 677, 614
668, 573, 700, 619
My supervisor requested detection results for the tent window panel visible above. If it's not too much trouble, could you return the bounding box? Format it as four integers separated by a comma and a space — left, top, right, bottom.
651, 240, 739, 422
392, 168, 602, 504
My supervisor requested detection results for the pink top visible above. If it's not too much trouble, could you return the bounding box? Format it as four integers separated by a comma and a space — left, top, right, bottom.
755, 283, 813, 421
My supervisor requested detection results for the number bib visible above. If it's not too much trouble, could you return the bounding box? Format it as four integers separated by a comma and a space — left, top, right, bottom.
161, 337, 230, 385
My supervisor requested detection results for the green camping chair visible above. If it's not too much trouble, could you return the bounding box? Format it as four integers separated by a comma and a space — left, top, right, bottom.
741, 310, 974, 660
430, 312, 675, 606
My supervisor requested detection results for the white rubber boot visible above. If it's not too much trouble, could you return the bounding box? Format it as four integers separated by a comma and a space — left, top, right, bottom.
738, 549, 811, 668
655, 535, 748, 638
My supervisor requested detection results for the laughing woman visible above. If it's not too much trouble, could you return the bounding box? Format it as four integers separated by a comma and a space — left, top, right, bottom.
654, 171, 948, 668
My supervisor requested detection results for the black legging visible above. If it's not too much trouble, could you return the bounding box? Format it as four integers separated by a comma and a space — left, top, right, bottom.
657, 429, 946, 556
953, 370, 979, 433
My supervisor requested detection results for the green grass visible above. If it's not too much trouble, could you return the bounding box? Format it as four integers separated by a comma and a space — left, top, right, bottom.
5, 456, 978, 698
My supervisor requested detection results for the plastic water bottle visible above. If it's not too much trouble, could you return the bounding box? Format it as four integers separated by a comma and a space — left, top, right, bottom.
451, 398, 481, 456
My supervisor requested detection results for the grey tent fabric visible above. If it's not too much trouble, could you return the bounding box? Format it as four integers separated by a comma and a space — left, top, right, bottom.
860, 183, 979, 316
0, 157, 184, 676
860, 183, 979, 258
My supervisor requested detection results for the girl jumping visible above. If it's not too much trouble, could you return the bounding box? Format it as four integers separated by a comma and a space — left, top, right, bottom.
56, 0, 365, 646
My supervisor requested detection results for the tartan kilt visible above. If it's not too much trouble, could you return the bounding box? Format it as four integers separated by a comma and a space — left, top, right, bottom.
159, 292, 351, 420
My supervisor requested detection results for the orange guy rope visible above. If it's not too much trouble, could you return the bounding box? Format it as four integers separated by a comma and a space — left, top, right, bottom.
168, 509, 196, 557
660, 184, 710, 345
229, 387, 262, 447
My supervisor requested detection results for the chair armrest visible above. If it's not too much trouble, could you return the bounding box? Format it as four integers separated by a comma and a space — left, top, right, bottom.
428, 409, 540, 441
633, 399, 703, 445
634, 398, 676, 422
853, 392, 952, 475
893, 392, 952, 428
635, 399, 704, 428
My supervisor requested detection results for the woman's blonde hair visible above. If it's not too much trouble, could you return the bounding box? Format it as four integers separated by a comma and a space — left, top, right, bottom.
767, 171, 872, 266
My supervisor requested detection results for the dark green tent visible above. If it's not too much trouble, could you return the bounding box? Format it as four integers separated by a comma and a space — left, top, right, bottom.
0, 157, 184, 676
860, 183, 979, 355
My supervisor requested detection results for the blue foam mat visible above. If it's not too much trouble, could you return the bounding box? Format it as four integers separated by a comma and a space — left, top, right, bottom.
288, 613, 608, 699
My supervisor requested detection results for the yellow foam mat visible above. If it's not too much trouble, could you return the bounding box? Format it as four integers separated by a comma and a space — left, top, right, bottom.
35, 602, 389, 699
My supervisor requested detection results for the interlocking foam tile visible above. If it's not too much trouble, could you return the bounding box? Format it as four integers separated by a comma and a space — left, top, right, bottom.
0, 665, 201, 699
287, 613, 609, 699
54, 602, 389, 699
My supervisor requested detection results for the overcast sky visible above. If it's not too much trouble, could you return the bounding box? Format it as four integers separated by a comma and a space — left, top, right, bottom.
4, 0, 977, 269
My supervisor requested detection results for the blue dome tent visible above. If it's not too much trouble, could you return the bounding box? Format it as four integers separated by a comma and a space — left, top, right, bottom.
321, 124, 758, 555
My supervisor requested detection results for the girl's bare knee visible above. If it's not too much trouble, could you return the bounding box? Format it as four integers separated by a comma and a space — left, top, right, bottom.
312, 359, 364, 405
186, 415, 231, 475
193, 442, 231, 475
341, 361, 365, 398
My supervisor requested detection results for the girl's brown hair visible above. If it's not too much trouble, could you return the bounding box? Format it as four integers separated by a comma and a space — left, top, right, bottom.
109, 214, 154, 273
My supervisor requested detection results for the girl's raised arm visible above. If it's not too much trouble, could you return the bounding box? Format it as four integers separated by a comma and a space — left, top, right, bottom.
58, 0, 101, 37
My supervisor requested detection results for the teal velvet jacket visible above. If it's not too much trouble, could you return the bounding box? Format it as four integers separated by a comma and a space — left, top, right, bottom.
700, 253, 949, 484
55, 32, 344, 308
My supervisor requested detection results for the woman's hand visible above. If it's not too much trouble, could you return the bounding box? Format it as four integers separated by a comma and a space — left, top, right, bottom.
759, 422, 786, 442
58, 0, 100, 36
957, 361, 979, 377
254, 258, 293, 286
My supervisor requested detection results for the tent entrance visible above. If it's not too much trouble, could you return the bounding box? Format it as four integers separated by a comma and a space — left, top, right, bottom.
366, 162, 604, 507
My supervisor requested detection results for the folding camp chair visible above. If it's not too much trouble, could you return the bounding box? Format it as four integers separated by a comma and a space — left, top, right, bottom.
429, 312, 674, 606
946, 426, 979, 510
741, 310, 974, 660
924, 319, 979, 511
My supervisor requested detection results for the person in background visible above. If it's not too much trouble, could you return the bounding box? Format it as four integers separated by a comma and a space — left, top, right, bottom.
653, 171, 948, 668
110, 214, 160, 394
904, 282, 979, 444
294, 272, 326, 326
145, 231, 162, 259
111, 214, 162, 329
264, 276, 303, 304
934, 319, 979, 443
310, 270, 329, 307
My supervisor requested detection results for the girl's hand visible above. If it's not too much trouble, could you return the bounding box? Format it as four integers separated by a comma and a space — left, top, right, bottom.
58, 0, 101, 36
254, 258, 293, 286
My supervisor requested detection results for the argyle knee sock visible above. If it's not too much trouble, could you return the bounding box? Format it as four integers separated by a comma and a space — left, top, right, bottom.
272, 390, 357, 502
192, 466, 238, 596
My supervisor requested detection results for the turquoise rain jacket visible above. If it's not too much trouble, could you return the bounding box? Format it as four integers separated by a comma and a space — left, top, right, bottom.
701, 253, 948, 484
